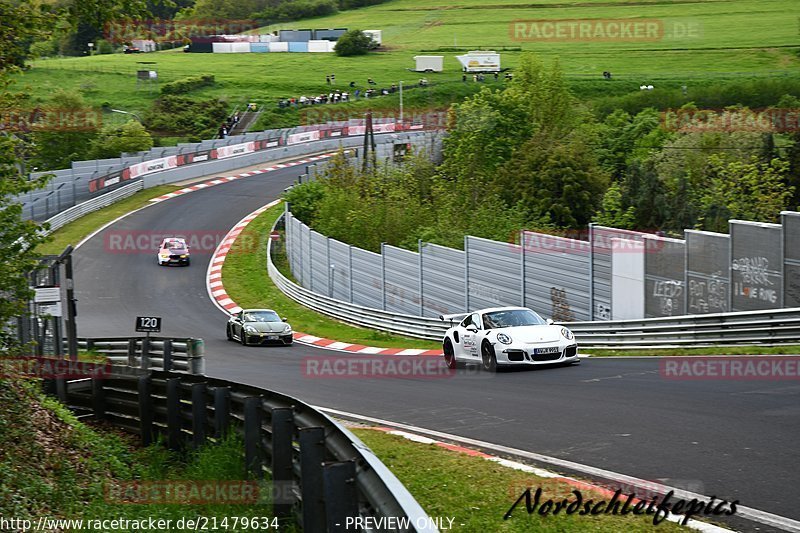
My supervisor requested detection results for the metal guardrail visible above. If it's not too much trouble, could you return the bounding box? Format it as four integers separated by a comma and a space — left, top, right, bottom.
43, 181, 143, 234
78, 336, 205, 374
53, 367, 437, 532
269, 214, 800, 349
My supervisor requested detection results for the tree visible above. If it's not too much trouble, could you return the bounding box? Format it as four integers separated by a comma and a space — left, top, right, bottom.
699, 155, 793, 232
29, 90, 99, 171
0, 2, 53, 352
89, 120, 153, 159
495, 130, 608, 228
334, 29, 374, 57
594, 182, 636, 229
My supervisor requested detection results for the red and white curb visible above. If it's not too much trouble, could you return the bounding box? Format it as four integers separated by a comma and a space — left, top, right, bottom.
206, 201, 444, 357
365, 427, 732, 532
150, 152, 339, 203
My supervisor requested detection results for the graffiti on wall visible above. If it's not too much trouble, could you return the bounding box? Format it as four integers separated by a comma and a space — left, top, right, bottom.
688, 274, 728, 314
732, 256, 777, 303
550, 287, 575, 322
652, 279, 683, 316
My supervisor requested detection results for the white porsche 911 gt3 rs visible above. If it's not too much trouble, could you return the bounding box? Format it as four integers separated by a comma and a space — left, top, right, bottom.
440, 307, 579, 372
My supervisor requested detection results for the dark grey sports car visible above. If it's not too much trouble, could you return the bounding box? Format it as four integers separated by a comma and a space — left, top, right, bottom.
226, 309, 293, 346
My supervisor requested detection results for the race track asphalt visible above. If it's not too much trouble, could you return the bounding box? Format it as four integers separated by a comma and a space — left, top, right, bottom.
73, 161, 800, 528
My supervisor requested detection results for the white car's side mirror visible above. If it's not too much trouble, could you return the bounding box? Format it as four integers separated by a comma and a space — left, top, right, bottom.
466, 326, 478, 333
546, 318, 554, 325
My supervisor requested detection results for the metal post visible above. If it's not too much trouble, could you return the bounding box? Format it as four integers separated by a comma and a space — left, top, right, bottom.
327, 237, 332, 298
399, 81, 403, 124
244, 396, 264, 478
166, 378, 182, 450
348, 245, 354, 303
299, 427, 326, 533
588, 223, 595, 321
418, 239, 424, 316
213, 386, 231, 438
465, 235, 470, 312
92, 377, 106, 420
323, 461, 358, 532
270, 407, 295, 518
61, 247, 78, 360
520, 229, 526, 307
191, 382, 207, 449
127, 338, 137, 366
138, 375, 154, 446
162, 339, 173, 371
141, 333, 151, 370
381, 242, 386, 311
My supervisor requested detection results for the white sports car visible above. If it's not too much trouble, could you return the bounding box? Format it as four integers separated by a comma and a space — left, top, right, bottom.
440, 307, 579, 372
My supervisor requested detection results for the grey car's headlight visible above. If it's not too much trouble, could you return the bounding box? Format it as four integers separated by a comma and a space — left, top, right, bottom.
244, 326, 257, 334
283, 324, 292, 333
561, 328, 574, 340
496, 333, 512, 344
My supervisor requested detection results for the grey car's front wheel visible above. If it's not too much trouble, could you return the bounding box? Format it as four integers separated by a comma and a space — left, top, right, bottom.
481, 342, 497, 372
226, 325, 233, 341
239, 328, 247, 346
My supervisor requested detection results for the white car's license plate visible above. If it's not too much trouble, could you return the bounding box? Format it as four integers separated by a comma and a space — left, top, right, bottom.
266, 335, 279, 340
534, 347, 560, 355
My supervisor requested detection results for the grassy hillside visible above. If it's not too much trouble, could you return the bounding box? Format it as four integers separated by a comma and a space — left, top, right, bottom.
13, 0, 799, 125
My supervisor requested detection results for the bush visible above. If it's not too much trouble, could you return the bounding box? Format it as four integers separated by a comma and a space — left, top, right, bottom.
143, 95, 228, 138
160, 75, 216, 96
334, 29, 374, 57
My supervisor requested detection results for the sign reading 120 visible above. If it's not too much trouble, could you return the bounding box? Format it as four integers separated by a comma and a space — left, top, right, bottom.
135, 316, 162, 333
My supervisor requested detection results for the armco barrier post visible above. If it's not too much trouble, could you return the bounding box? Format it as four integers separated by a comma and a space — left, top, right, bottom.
244, 397, 264, 478
323, 460, 358, 531
270, 407, 296, 518
299, 426, 326, 532
92, 377, 106, 421
138, 375, 154, 446
214, 386, 231, 438
162, 339, 173, 371
127, 338, 137, 367
141, 335, 151, 370
191, 382, 207, 449
166, 377, 182, 450
187, 338, 205, 375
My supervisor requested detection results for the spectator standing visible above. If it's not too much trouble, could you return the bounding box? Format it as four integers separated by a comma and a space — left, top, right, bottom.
331, 73, 335, 84
326, 75, 331, 84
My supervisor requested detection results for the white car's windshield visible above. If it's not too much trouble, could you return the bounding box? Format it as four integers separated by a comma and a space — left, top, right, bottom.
244, 311, 281, 322
484, 309, 546, 328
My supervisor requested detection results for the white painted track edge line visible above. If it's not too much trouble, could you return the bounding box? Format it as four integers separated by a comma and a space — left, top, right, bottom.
316, 407, 800, 533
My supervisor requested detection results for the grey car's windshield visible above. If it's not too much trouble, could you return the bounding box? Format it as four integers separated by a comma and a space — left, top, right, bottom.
483, 309, 546, 328
244, 311, 281, 322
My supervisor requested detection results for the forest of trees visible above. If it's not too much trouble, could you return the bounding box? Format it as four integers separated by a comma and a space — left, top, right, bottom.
285, 54, 799, 251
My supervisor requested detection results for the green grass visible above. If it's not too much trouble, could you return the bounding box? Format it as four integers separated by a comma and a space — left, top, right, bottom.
588, 345, 800, 357
352, 427, 695, 532
221, 201, 441, 350
13, 0, 799, 130
37, 184, 181, 256
0, 379, 285, 527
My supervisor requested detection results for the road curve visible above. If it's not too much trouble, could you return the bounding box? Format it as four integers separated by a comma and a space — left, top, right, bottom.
73, 160, 800, 527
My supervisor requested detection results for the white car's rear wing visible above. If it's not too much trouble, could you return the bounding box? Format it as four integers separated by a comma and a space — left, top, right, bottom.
439, 312, 469, 323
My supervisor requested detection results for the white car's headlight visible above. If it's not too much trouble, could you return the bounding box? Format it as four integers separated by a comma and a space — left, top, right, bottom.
496, 333, 512, 344
244, 326, 257, 334
159, 254, 169, 258
283, 324, 292, 333
561, 328, 574, 340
